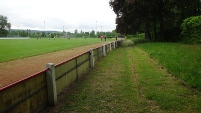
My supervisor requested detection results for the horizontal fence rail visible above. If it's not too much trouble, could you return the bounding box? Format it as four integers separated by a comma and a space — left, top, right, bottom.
55, 51, 90, 95
0, 40, 122, 113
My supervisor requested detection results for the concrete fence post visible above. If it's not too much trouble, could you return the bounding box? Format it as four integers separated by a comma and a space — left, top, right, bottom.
90, 49, 94, 67
116, 41, 118, 47
109, 42, 112, 51
99, 47, 102, 59
46, 63, 57, 106
103, 44, 106, 57
113, 42, 116, 49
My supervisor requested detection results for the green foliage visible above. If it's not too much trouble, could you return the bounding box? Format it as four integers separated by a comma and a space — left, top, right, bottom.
0, 15, 11, 37
90, 30, 95, 37
41, 32, 46, 37
8, 29, 31, 37
110, 0, 201, 42
97, 31, 118, 38
181, 16, 201, 44
126, 33, 145, 39
137, 41, 201, 89
0, 29, 8, 37
126, 35, 135, 39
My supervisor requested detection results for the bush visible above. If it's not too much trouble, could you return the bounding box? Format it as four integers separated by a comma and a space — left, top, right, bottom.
0, 29, 8, 37
181, 16, 201, 44
126, 33, 145, 39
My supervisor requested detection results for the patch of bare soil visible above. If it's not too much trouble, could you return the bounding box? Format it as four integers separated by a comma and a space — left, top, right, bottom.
0, 42, 109, 88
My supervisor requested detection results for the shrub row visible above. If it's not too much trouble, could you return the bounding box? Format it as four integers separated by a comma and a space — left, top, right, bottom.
181, 15, 201, 44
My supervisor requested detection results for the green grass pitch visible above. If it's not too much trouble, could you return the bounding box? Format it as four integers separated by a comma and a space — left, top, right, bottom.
0, 38, 103, 63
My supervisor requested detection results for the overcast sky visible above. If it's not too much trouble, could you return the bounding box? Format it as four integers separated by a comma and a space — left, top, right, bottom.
0, 0, 116, 32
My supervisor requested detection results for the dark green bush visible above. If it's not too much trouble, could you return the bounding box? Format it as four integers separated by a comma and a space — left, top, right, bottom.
126, 33, 145, 39
181, 16, 201, 44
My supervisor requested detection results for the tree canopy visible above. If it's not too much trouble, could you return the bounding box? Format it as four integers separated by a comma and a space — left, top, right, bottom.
109, 0, 201, 42
0, 15, 11, 37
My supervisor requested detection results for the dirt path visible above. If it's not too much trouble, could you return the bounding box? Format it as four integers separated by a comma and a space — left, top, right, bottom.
0, 42, 110, 88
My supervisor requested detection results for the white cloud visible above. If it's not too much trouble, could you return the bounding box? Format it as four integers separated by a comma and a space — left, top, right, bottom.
0, 0, 116, 32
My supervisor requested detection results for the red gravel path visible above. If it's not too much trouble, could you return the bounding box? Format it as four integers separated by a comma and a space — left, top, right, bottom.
0, 42, 110, 88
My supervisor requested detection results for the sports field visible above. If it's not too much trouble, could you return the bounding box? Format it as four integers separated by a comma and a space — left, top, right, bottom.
0, 38, 106, 63
0, 37, 113, 88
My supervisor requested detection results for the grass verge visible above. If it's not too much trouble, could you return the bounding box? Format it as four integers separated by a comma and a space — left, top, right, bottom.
132, 46, 201, 112
134, 39, 201, 89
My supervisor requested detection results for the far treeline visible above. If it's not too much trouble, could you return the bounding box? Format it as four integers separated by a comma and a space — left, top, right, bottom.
7, 29, 118, 39
109, 0, 201, 44
0, 15, 119, 38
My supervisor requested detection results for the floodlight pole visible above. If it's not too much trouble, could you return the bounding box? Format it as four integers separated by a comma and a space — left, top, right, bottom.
44, 21, 45, 31
18, 26, 19, 37
63, 26, 64, 38
96, 21, 97, 37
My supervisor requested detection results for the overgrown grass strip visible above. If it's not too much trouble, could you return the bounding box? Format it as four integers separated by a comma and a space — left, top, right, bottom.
137, 40, 201, 89
132, 46, 201, 112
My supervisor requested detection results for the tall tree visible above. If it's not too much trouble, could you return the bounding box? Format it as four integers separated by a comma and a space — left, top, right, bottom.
90, 30, 95, 37
110, 0, 201, 42
74, 29, 78, 34
0, 15, 11, 37
110, 0, 155, 39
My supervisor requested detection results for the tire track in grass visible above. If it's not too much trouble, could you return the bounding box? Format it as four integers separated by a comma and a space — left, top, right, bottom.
130, 46, 164, 113
123, 42, 163, 112
128, 47, 143, 101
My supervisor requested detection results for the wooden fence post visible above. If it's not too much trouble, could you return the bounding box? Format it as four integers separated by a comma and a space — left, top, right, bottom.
46, 63, 57, 106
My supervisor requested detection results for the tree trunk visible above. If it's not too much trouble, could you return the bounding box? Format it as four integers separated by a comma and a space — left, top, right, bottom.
153, 20, 157, 41
198, 0, 201, 15
159, 15, 165, 41
145, 18, 151, 40
158, 0, 165, 41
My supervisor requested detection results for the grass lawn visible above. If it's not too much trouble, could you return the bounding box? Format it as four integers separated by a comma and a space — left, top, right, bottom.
0, 38, 105, 63
45, 40, 201, 113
